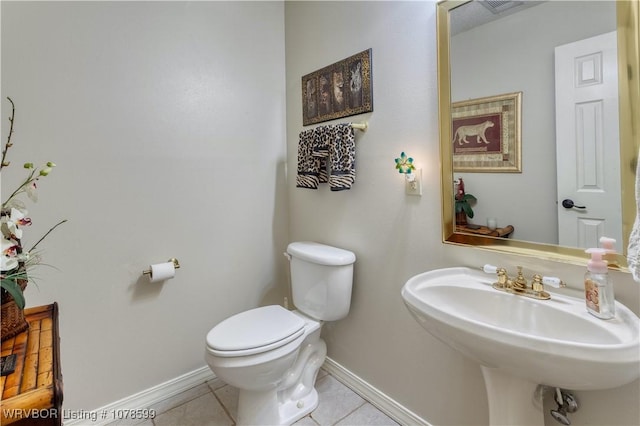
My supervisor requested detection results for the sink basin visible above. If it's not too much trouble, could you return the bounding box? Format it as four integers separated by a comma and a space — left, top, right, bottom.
402, 267, 640, 424
402, 267, 640, 389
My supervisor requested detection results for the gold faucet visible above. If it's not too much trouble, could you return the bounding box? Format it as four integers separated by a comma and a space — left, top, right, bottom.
495, 267, 509, 289
512, 266, 528, 291
531, 274, 545, 293
484, 265, 566, 300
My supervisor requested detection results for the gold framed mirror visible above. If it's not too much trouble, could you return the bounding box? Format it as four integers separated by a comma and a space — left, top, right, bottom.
438, 0, 639, 270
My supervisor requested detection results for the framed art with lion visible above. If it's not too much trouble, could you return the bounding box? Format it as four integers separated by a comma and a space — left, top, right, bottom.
451, 92, 522, 173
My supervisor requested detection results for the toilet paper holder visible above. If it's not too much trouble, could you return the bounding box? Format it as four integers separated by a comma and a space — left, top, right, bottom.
143, 258, 180, 276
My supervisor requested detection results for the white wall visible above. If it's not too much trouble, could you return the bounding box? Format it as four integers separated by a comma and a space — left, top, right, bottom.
2, 1, 638, 425
285, 2, 488, 424
285, 2, 639, 425
1, 1, 288, 411
451, 1, 616, 244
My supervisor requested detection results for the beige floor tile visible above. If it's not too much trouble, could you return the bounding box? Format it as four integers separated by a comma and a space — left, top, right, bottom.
106, 418, 154, 426
213, 384, 240, 422
293, 415, 320, 425
316, 368, 329, 381
144, 369, 395, 426
335, 403, 399, 426
206, 376, 227, 391
309, 375, 365, 426
149, 383, 213, 415
153, 392, 233, 426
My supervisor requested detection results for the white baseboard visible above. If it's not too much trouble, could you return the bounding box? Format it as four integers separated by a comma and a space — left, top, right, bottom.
64, 366, 216, 426
65, 360, 427, 426
323, 357, 430, 426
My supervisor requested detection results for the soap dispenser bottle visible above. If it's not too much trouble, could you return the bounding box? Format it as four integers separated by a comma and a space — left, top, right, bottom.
584, 248, 615, 319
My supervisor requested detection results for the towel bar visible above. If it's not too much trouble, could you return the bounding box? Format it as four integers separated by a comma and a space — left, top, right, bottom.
350, 122, 368, 131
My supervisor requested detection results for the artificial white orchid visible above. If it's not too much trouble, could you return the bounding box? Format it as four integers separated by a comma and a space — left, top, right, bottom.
1, 97, 66, 311
1, 207, 32, 241
1, 238, 19, 271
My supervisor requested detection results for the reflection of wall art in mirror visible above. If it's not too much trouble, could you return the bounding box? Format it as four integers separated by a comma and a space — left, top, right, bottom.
437, 0, 637, 269
302, 49, 373, 126
452, 92, 522, 172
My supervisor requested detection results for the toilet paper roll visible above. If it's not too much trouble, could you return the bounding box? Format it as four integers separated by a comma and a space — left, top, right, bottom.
148, 262, 175, 283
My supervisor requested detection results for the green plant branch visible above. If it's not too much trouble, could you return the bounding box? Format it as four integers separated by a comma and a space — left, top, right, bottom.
28, 219, 68, 252
455, 194, 477, 218
1, 279, 25, 309
1, 267, 27, 309
1, 97, 15, 171
2, 168, 37, 209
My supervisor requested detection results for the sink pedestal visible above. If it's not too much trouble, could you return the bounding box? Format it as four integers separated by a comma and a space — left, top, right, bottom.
481, 367, 544, 426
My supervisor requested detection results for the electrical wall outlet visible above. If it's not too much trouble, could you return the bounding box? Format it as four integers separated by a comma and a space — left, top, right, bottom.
406, 168, 422, 196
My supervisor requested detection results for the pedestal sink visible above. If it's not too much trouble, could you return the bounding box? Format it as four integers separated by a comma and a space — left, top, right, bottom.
401, 267, 640, 425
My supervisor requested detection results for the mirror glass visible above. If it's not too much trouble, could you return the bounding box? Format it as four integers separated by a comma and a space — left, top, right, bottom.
437, 0, 638, 269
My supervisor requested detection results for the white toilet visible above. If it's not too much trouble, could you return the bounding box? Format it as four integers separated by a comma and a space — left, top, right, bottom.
205, 241, 356, 425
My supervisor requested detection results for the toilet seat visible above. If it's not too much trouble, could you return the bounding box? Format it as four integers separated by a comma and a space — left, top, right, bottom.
206, 305, 305, 357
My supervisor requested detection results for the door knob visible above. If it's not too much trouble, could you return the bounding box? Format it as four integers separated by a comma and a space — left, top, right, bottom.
562, 199, 586, 209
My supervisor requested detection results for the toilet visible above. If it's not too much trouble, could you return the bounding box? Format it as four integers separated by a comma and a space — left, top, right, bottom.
205, 241, 356, 425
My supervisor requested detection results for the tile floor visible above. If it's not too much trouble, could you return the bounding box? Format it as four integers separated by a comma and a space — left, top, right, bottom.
121, 369, 399, 426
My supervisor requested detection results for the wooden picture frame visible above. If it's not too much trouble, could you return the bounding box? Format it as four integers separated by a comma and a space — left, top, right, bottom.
302, 49, 373, 126
451, 92, 522, 172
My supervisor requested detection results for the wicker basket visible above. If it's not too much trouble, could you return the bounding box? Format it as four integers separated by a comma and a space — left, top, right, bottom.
1, 215, 30, 340
1, 301, 29, 341
1, 273, 29, 342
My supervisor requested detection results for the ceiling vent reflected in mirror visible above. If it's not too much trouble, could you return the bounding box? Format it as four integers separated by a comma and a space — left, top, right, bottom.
451, 1, 545, 36
480, 0, 524, 15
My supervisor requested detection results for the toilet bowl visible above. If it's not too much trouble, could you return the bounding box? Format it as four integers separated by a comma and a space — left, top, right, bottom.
206, 306, 325, 424
205, 242, 355, 425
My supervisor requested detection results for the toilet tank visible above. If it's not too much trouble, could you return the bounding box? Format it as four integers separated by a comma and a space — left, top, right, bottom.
286, 242, 356, 321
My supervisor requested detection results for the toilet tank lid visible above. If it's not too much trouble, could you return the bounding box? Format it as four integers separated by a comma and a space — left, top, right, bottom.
287, 242, 356, 266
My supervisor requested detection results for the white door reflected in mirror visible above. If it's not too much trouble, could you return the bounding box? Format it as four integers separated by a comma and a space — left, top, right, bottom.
555, 31, 622, 249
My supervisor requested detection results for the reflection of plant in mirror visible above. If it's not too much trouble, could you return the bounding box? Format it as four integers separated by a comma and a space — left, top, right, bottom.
455, 178, 476, 222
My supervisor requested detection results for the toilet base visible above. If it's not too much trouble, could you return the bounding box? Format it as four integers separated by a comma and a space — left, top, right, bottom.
280, 388, 318, 424
235, 330, 326, 425
237, 386, 319, 426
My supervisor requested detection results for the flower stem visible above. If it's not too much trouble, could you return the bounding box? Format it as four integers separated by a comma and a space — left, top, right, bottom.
2, 169, 37, 209
1, 97, 16, 171
28, 219, 68, 252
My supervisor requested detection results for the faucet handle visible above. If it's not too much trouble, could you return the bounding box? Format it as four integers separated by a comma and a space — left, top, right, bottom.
532, 274, 544, 292
482, 264, 510, 289
482, 264, 498, 274
542, 276, 566, 288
